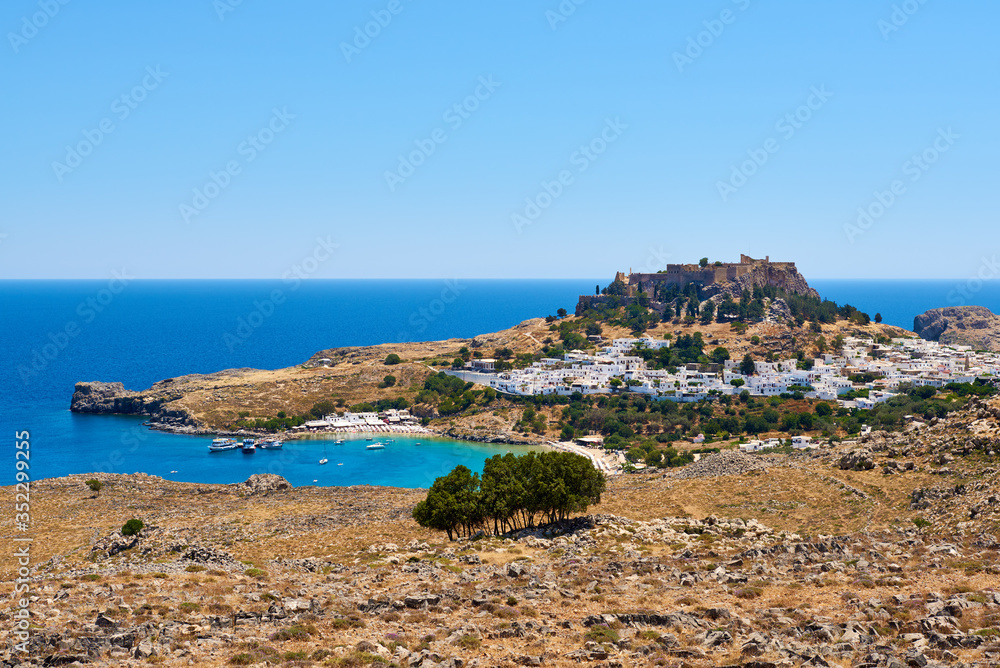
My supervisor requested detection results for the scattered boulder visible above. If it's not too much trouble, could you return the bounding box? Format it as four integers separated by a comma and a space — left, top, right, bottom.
839, 447, 875, 471
229, 474, 292, 495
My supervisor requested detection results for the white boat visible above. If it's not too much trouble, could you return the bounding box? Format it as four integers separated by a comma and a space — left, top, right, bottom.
366, 443, 385, 450
259, 438, 283, 449
209, 438, 238, 452
241, 438, 256, 453
319, 458, 328, 465
335, 439, 345, 445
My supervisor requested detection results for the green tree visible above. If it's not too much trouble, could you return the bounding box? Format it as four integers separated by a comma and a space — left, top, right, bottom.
412, 466, 481, 540
384, 353, 402, 365
739, 353, 755, 376
557, 308, 568, 318
815, 402, 832, 417
730, 378, 745, 388
699, 257, 709, 268
874, 312, 883, 324
121, 519, 144, 536
380, 375, 397, 388
700, 300, 715, 323
710, 346, 730, 363
85, 479, 103, 497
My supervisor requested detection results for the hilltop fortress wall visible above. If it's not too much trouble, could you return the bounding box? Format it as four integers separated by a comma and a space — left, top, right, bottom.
576, 255, 816, 315
629, 255, 796, 291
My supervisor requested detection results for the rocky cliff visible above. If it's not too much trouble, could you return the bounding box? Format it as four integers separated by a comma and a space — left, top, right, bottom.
913, 305, 1000, 351
703, 261, 820, 300
71, 380, 197, 430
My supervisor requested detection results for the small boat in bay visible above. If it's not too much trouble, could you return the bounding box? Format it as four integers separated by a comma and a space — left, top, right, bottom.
208, 438, 238, 452
319, 458, 328, 465
335, 439, 345, 445
366, 442, 385, 450
259, 438, 283, 449
241, 438, 256, 453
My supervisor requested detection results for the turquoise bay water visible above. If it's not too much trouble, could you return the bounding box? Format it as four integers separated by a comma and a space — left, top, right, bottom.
74, 419, 537, 489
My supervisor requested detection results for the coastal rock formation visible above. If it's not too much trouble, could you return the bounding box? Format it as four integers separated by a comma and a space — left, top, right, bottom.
70, 380, 193, 424
914, 305, 1000, 351
70, 381, 141, 414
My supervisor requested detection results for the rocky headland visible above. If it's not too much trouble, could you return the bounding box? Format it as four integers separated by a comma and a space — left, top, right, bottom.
914, 306, 1000, 352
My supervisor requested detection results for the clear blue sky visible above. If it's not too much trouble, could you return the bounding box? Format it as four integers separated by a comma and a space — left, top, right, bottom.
1, 1, 996, 280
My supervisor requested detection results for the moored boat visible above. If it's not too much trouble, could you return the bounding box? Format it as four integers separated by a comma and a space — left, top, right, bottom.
208, 438, 238, 452
366, 442, 385, 450
241, 438, 256, 453
259, 438, 283, 449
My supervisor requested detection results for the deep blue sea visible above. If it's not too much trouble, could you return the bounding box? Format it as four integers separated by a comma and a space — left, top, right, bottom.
3, 279, 999, 487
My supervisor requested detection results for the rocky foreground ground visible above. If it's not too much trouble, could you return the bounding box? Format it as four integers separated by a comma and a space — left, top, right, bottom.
5, 398, 1000, 667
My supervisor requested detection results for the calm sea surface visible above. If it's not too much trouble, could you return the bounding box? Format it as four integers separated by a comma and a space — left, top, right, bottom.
3, 279, 998, 486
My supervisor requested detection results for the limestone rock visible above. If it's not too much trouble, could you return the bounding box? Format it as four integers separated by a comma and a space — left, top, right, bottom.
913, 306, 1000, 352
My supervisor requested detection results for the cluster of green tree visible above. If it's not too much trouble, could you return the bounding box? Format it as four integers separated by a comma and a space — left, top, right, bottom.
412, 451, 606, 540
348, 397, 411, 413
860, 382, 996, 427
415, 372, 497, 415
943, 381, 996, 397
625, 440, 696, 468
515, 406, 547, 434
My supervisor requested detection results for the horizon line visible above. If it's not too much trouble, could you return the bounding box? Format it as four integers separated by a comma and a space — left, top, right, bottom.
0, 276, 980, 282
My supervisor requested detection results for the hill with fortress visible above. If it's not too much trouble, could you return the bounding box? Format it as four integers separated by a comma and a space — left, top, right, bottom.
577, 254, 820, 316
